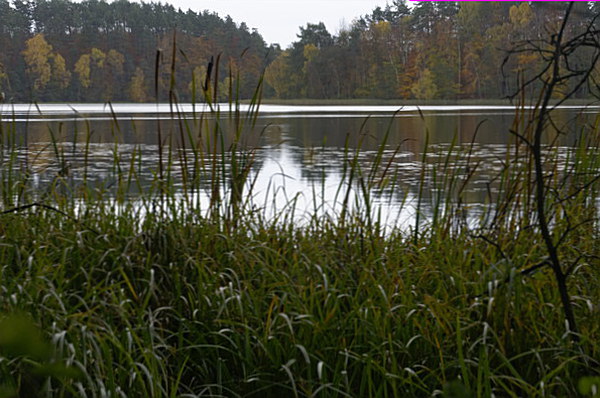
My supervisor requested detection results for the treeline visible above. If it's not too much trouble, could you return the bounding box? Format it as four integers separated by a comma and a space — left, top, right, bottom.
266, 1, 599, 100
0, 0, 598, 102
0, 0, 273, 102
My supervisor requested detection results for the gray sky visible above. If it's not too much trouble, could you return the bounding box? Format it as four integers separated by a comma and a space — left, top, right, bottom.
142, 0, 390, 48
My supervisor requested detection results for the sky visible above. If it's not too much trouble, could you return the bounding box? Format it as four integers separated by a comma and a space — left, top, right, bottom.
140, 0, 390, 48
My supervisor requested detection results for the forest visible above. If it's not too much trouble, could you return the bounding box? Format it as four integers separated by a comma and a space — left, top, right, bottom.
0, 0, 599, 102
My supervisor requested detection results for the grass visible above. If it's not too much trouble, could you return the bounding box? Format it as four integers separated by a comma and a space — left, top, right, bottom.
0, 195, 598, 397
0, 64, 599, 397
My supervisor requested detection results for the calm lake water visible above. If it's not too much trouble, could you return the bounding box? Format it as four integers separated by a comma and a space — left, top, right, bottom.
1, 103, 599, 228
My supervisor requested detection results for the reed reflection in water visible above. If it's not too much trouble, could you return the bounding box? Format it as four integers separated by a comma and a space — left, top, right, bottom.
1, 103, 597, 229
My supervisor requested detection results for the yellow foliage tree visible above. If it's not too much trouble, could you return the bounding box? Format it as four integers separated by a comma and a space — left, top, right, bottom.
372, 20, 391, 38
22, 34, 53, 91
104, 49, 124, 99
265, 51, 296, 99
74, 54, 91, 88
129, 67, 147, 102
411, 69, 438, 100
509, 2, 533, 27
50, 53, 71, 89
106, 49, 124, 74
189, 65, 207, 98
22, 34, 71, 94
75, 48, 124, 99
90, 48, 106, 68
0, 62, 7, 92
508, 3, 540, 78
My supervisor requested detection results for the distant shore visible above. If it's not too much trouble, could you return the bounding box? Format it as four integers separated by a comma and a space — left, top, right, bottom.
253, 97, 599, 106
2, 98, 598, 108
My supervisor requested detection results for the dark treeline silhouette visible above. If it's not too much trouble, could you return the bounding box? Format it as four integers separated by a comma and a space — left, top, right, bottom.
0, 0, 597, 102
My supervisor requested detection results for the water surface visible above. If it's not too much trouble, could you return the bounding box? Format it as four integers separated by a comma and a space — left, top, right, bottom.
1, 103, 597, 228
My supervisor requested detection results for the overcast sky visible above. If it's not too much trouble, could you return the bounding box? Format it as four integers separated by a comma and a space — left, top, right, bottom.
139, 0, 390, 48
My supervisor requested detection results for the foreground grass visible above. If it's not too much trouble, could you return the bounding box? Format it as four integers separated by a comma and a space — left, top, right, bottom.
0, 196, 598, 397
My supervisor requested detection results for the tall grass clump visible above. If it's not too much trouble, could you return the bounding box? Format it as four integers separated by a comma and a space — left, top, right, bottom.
1, 20, 600, 398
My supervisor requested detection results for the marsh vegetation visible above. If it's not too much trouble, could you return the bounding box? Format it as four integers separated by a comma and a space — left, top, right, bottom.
1, 2, 600, 397
1, 91, 599, 398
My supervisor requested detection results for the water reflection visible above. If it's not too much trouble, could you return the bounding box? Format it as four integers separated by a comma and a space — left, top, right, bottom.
1, 103, 597, 228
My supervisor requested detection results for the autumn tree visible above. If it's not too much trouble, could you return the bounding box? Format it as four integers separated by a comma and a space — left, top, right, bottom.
354, 21, 399, 98
104, 49, 125, 99
287, 22, 334, 98
47, 52, 71, 98
75, 48, 124, 100
188, 65, 207, 100
22, 33, 71, 99
265, 51, 295, 99
458, 3, 490, 97
129, 66, 148, 102
74, 53, 91, 90
22, 33, 53, 93
0, 62, 8, 93
411, 68, 438, 99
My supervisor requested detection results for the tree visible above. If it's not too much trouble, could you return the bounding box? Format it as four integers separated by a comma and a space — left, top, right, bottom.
22, 33, 53, 92
75, 47, 125, 100
411, 1, 437, 35
0, 62, 8, 93
49, 52, 70, 89
129, 66, 147, 102
21, 33, 70, 99
74, 53, 91, 89
265, 51, 296, 99
411, 68, 437, 99
104, 49, 125, 99
296, 22, 333, 49
458, 3, 492, 98
505, 1, 600, 344
188, 65, 207, 100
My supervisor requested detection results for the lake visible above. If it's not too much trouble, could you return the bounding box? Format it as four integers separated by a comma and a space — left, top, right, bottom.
1, 103, 598, 229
